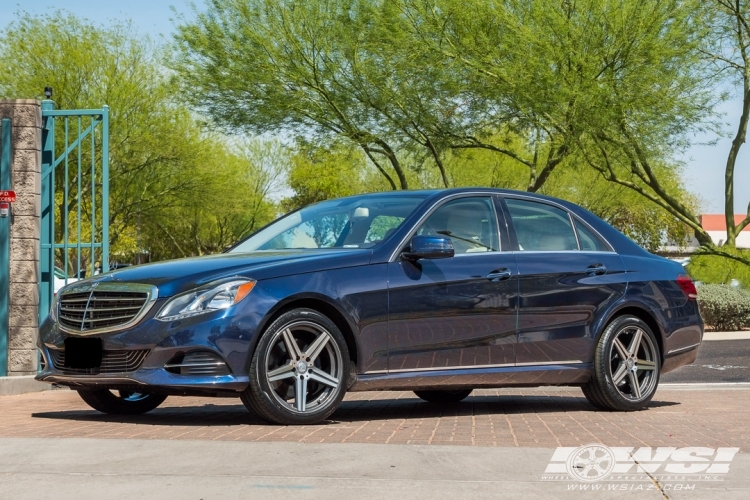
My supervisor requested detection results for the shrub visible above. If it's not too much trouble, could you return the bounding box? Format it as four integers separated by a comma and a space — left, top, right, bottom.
697, 284, 750, 331
686, 251, 750, 287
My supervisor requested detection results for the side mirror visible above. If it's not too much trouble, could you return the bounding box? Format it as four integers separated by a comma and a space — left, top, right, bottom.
402, 235, 455, 260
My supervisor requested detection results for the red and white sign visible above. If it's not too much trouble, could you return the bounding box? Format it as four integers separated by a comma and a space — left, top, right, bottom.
0, 190, 16, 202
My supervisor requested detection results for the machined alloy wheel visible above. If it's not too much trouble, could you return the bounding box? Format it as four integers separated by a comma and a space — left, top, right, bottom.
77, 389, 167, 415
242, 308, 350, 425
582, 315, 661, 411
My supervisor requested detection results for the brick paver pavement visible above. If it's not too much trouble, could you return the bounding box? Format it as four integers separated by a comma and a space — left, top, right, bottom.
1, 387, 747, 448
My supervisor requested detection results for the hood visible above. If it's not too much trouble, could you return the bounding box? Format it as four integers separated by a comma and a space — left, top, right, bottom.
86, 249, 372, 297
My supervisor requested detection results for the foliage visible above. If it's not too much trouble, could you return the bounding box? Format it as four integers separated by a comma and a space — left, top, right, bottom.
697, 284, 750, 331
140, 139, 283, 259
281, 142, 389, 212
540, 164, 698, 253
700, 1, 750, 248
0, 11, 278, 267
688, 250, 750, 287
173, 0, 717, 252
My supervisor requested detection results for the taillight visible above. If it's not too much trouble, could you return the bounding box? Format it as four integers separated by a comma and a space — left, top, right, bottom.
677, 274, 697, 300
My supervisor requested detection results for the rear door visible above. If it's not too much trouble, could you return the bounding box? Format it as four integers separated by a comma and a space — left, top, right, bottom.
502, 197, 626, 365
387, 195, 518, 372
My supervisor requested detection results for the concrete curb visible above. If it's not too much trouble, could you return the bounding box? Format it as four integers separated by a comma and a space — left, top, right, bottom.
0, 376, 53, 396
703, 331, 750, 341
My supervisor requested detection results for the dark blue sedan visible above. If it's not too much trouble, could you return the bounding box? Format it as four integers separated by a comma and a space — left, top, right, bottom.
37, 189, 703, 424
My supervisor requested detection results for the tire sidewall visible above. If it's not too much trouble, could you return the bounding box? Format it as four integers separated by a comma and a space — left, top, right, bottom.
596, 316, 661, 410
78, 389, 166, 415
249, 308, 350, 424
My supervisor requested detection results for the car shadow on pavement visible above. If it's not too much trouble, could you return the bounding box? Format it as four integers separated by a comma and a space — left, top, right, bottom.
29, 394, 680, 427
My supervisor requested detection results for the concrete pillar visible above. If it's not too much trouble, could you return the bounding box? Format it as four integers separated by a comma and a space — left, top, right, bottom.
0, 100, 41, 375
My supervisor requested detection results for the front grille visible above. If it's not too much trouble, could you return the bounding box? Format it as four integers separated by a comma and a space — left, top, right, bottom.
49, 349, 149, 375
57, 283, 155, 334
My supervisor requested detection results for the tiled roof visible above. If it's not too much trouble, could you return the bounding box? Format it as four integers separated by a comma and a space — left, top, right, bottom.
700, 214, 750, 232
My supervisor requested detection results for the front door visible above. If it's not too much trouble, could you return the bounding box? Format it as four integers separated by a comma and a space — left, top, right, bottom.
387, 196, 518, 372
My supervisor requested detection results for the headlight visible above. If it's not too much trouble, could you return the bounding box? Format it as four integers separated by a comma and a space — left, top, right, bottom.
156, 279, 256, 322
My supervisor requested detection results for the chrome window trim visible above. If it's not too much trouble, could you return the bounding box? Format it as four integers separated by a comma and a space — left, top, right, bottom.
508, 250, 618, 254
388, 192, 505, 262
501, 194, 615, 253
56, 282, 159, 336
571, 215, 615, 252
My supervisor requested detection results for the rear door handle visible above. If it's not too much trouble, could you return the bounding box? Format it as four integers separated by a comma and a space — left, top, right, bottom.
487, 268, 512, 281
586, 264, 607, 276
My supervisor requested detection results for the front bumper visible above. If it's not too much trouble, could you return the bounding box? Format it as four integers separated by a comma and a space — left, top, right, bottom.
36, 363, 250, 393
35, 298, 265, 394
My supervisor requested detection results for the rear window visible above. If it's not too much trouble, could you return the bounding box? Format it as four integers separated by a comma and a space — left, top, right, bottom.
505, 199, 578, 251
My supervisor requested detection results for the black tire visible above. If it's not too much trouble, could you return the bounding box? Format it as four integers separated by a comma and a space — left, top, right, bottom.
414, 389, 472, 404
241, 308, 350, 425
582, 315, 661, 411
77, 389, 167, 415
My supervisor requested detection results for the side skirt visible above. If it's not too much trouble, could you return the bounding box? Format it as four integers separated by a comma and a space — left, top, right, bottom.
350, 363, 593, 392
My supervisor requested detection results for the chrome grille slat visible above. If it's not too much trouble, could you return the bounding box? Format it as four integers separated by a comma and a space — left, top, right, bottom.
49, 349, 149, 375
57, 283, 157, 334
60, 305, 142, 313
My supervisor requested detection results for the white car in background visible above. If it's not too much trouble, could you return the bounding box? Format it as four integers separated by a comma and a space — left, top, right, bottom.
53, 267, 78, 295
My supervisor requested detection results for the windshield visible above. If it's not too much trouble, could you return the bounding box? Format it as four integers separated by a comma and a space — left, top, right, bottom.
229, 194, 429, 253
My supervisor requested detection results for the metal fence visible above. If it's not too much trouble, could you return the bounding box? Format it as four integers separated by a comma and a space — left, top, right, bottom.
40, 101, 110, 324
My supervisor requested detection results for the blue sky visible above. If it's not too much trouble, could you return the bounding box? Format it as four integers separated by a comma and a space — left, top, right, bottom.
2, 0, 747, 214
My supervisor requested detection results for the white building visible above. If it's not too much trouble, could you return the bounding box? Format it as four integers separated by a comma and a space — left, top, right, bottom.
658, 214, 750, 257
699, 214, 750, 248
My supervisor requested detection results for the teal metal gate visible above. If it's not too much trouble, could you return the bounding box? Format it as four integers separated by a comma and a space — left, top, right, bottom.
40, 100, 110, 324
1, 118, 12, 376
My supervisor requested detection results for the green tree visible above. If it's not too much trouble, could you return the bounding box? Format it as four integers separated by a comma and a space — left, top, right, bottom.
701, 1, 750, 249
0, 11, 277, 266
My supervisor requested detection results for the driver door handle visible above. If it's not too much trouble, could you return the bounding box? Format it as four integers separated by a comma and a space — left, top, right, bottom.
487, 268, 512, 281
586, 264, 607, 276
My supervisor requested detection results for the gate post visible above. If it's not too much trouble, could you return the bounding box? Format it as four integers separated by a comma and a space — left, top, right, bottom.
0, 118, 10, 376
0, 100, 42, 376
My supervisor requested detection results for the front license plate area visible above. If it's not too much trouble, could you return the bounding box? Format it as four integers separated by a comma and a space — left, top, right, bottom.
64, 337, 103, 369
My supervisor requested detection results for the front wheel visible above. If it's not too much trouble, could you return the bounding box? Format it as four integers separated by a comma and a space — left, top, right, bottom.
414, 389, 472, 404
582, 315, 661, 411
241, 308, 350, 425
77, 389, 167, 415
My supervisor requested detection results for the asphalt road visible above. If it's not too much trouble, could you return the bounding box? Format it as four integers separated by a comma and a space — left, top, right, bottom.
661, 339, 750, 383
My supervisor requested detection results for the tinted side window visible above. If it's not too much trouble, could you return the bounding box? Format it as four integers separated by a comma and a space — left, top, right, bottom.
365, 216, 404, 243
505, 199, 578, 251
575, 220, 611, 252
417, 197, 500, 253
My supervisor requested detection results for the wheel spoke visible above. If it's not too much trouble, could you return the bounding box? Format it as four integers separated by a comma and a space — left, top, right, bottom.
309, 369, 339, 388
613, 338, 629, 360
294, 375, 307, 412
628, 329, 643, 357
305, 331, 331, 363
267, 362, 295, 382
282, 328, 304, 360
628, 372, 642, 399
637, 359, 656, 372
612, 362, 628, 385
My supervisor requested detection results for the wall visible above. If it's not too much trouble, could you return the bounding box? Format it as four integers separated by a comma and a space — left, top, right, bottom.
0, 100, 42, 376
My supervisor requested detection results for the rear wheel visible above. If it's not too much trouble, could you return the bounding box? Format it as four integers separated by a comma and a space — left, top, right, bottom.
582, 315, 661, 411
414, 389, 472, 404
242, 308, 350, 425
77, 389, 167, 415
